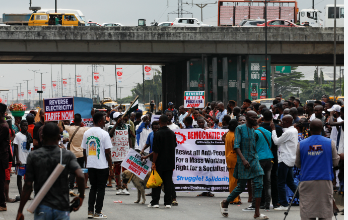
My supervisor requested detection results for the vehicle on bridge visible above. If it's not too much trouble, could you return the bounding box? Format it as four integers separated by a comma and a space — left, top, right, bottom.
257, 19, 302, 27
37, 9, 87, 23
2, 13, 32, 25
171, 18, 211, 27
237, 19, 265, 27
158, 22, 172, 27
28, 13, 85, 26
87, 21, 101, 26
298, 4, 344, 27
102, 23, 123, 26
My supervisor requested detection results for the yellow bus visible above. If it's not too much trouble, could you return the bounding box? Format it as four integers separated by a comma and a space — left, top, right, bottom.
28, 13, 85, 26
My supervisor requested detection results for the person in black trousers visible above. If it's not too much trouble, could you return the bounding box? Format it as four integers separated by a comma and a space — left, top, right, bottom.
149, 115, 177, 208
259, 110, 283, 209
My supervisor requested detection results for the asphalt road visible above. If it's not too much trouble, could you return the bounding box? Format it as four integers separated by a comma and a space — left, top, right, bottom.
2, 173, 344, 220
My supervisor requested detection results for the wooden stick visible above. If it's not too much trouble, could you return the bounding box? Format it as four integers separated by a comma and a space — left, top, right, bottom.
127, 173, 134, 184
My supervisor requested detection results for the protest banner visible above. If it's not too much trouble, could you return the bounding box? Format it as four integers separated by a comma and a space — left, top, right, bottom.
184, 91, 205, 108
172, 129, 229, 192
111, 129, 130, 162
82, 118, 93, 127
44, 97, 74, 121
121, 149, 151, 180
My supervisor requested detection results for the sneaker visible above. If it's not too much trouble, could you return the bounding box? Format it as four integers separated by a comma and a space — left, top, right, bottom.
115, 189, 122, 195
274, 205, 288, 211
148, 204, 159, 208
88, 211, 94, 219
165, 205, 171, 208
242, 206, 255, 211
121, 188, 130, 195
93, 212, 107, 219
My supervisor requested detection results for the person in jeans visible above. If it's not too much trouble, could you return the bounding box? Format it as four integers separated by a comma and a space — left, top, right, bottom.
16, 122, 85, 220
83, 112, 114, 219
248, 124, 273, 211
271, 115, 299, 210
149, 115, 177, 208
259, 110, 283, 209
65, 113, 90, 195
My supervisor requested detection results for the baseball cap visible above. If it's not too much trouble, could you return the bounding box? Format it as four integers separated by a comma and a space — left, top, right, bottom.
327, 104, 341, 112
168, 102, 174, 106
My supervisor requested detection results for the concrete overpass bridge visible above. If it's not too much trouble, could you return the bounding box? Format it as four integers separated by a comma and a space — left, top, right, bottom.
0, 26, 344, 106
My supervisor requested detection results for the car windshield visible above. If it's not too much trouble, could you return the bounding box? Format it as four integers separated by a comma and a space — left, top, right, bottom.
260, 100, 273, 109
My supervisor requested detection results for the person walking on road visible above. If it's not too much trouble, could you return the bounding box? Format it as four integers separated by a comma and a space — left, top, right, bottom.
270, 115, 299, 210
149, 115, 177, 208
83, 112, 114, 219
220, 111, 268, 219
16, 122, 85, 220
0, 103, 9, 211
295, 119, 340, 220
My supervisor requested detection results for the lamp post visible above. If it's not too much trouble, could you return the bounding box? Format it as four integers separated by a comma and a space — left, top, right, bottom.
264, 0, 270, 98
333, 0, 337, 100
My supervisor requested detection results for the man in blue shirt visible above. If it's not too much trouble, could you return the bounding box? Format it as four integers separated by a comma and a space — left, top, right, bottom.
140, 121, 160, 159
216, 102, 227, 129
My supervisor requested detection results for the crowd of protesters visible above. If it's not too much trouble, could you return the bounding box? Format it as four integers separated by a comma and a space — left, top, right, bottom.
0, 93, 344, 219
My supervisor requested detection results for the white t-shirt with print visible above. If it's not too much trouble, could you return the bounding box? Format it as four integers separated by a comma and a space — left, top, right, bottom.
13, 132, 32, 164
167, 123, 180, 130
82, 127, 112, 169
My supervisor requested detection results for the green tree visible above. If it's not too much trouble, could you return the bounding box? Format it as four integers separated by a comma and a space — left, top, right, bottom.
314, 69, 319, 84
274, 67, 308, 99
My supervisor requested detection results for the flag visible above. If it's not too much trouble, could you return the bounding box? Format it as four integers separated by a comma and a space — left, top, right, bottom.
116, 68, 122, 83
77, 75, 82, 87
94, 72, 99, 85
144, 65, 153, 80
124, 96, 139, 116
63, 79, 67, 89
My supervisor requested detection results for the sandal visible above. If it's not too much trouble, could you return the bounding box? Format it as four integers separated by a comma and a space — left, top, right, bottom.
220, 201, 228, 217
254, 214, 269, 219
172, 200, 178, 206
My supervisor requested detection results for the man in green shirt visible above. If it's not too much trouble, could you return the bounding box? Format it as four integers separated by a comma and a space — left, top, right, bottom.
220, 111, 268, 219
55, 16, 60, 25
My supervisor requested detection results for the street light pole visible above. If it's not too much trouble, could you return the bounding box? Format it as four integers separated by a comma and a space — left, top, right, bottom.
333, 0, 337, 100
185, 1, 217, 22
23, 80, 30, 101
16, 83, 22, 101
264, 0, 269, 98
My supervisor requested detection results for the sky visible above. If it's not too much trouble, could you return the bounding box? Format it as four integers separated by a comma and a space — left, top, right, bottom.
0, 0, 345, 102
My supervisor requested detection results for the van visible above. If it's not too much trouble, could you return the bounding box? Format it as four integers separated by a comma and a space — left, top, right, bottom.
253, 98, 284, 109
28, 13, 85, 26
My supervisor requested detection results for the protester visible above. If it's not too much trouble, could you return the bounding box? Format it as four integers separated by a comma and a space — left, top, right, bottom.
13, 120, 32, 196
293, 99, 301, 108
178, 106, 188, 128
130, 112, 136, 123
183, 117, 193, 129
26, 114, 35, 138
12, 116, 21, 134
166, 111, 180, 130
237, 115, 246, 125
221, 115, 231, 129
224, 119, 241, 204
295, 119, 340, 220
133, 112, 142, 127
271, 115, 299, 210
0, 103, 9, 211
33, 109, 45, 150
259, 110, 283, 209
109, 113, 131, 195
140, 121, 160, 161
328, 105, 343, 145
306, 103, 315, 122
149, 115, 177, 208
82, 112, 114, 218
16, 122, 85, 220
164, 102, 178, 122
135, 115, 152, 153
231, 106, 241, 119
124, 114, 135, 149
289, 107, 300, 124
220, 111, 267, 219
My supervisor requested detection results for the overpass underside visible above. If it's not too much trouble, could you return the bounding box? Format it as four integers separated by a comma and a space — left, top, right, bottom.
0, 26, 344, 106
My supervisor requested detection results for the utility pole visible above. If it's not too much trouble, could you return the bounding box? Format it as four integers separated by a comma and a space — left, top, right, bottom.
16, 86, 19, 102
61, 64, 63, 97
185, 1, 217, 21
312, 0, 314, 9
264, 0, 270, 98
119, 87, 123, 99
75, 64, 77, 96
142, 65, 145, 103
106, 84, 115, 98
168, 0, 192, 19
16, 83, 22, 101
55, 0, 57, 13
333, 0, 337, 100
23, 79, 31, 101
28, 69, 40, 92
51, 64, 53, 98
115, 65, 118, 100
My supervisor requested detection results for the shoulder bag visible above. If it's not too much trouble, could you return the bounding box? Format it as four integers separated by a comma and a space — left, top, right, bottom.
67, 127, 80, 151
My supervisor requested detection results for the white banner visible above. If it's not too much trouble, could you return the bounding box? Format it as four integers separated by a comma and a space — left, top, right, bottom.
144, 65, 153, 80
94, 72, 100, 85
42, 84, 46, 92
173, 129, 229, 192
184, 91, 205, 108
116, 68, 122, 83
121, 149, 152, 180
76, 75, 82, 87
63, 79, 67, 90
111, 129, 130, 162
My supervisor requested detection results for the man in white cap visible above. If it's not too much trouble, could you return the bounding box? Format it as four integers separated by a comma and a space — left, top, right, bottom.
328, 105, 343, 145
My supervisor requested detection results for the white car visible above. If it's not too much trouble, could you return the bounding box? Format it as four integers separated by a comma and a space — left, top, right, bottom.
102, 23, 123, 27
158, 22, 172, 27
171, 18, 211, 27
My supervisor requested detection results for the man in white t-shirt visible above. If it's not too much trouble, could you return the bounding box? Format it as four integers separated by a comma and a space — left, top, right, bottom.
13, 120, 33, 196
82, 112, 114, 219
166, 111, 180, 130
135, 115, 152, 153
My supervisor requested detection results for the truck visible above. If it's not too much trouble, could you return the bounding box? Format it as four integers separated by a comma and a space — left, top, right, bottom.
218, 0, 298, 26
298, 4, 344, 27
2, 13, 32, 25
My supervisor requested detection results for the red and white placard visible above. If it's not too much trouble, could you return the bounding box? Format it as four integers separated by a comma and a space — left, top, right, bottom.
94, 72, 99, 85
76, 75, 82, 87
144, 65, 153, 80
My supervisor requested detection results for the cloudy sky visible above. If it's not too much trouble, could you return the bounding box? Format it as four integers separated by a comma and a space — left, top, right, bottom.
0, 0, 344, 102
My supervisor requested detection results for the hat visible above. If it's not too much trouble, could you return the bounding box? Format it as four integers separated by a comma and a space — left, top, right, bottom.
168, 102, 174, 106
327, 104, 341, 112
112, 112, 123, 119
